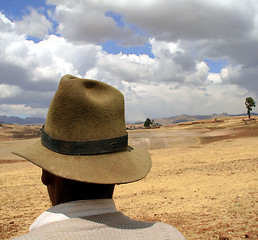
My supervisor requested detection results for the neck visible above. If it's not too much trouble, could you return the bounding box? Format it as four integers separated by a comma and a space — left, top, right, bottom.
48, 176, 115, 206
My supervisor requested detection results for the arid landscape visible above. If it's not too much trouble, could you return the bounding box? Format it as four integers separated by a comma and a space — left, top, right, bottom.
0, 116, 257, 239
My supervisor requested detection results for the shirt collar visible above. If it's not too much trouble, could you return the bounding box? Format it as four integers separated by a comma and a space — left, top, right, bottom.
29, 199, 117, 232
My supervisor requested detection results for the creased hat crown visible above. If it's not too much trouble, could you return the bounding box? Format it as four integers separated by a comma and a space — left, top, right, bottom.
45, 74, 126, 141
13, 75, 152, 184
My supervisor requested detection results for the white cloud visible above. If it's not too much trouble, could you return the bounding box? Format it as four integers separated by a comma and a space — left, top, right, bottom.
47, 0, 147, 45
110, 0, 255, 41
0, 84, 21, 98
15, 8, 52, 39
0, 12, 16, 31
29, 35, 102, 76
208, 73, 222, 84
85, 51, 155, 86
124, 81, 249, 121
1, 0, 258, 120
0, 104, 47, 117
184, 62, 210, 85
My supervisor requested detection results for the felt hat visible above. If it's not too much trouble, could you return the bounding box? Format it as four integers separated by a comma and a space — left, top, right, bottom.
13, 75, 151, 184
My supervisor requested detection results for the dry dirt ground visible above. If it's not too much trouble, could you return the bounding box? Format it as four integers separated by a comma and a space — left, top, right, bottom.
0, 117, 257, 240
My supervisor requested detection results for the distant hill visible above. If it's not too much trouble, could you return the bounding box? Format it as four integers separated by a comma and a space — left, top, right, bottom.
1, 113, 257, 125
0, 115, 45, 125
154, 113, 257, 125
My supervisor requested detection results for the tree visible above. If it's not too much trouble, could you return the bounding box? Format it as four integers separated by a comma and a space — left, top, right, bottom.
144, 117, 154, 128
245, 97, 256, 119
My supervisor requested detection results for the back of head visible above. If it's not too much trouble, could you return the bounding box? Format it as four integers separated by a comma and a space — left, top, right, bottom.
42, 170, 115, 205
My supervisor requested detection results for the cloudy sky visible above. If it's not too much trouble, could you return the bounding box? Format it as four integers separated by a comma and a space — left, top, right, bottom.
0, 0, 257, 122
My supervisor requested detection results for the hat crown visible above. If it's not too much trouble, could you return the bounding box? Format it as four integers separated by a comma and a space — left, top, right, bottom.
13, 75, 152, 184
44, 75, 126, 141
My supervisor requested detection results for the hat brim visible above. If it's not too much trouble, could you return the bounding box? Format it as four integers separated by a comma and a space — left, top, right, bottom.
12, 139, 152, 184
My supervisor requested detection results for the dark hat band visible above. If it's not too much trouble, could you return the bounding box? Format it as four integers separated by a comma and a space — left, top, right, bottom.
41, 126, 128, 155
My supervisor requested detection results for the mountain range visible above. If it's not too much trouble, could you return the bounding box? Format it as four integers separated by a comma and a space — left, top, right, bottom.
0, 116, 45, 125
0, 113, 256, 125
154, 113, 231, 125
135, 113, 257, 125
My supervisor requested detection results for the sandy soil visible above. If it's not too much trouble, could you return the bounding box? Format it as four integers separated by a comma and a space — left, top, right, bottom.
0, 117, 257, 239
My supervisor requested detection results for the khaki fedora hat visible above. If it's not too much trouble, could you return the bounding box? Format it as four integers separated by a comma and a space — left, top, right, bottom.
13, 75, 151, 184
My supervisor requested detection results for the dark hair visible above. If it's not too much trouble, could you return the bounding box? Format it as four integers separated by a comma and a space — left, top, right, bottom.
61, 177, 115, 201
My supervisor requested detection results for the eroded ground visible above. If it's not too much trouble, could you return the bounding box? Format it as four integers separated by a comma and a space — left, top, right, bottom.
0, 117, 257, 239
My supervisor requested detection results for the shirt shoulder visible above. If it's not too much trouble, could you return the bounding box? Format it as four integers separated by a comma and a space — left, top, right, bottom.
12, 213, 185, 240
151, 222, 185, 239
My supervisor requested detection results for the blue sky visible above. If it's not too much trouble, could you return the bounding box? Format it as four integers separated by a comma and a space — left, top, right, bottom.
204, 59, 227, 73
1, 0, 47, 19
0, 0, 257, 120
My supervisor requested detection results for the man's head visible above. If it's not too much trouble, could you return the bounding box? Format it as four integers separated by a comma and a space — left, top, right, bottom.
13, 75, 151, 198
41, 170, 115, 206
